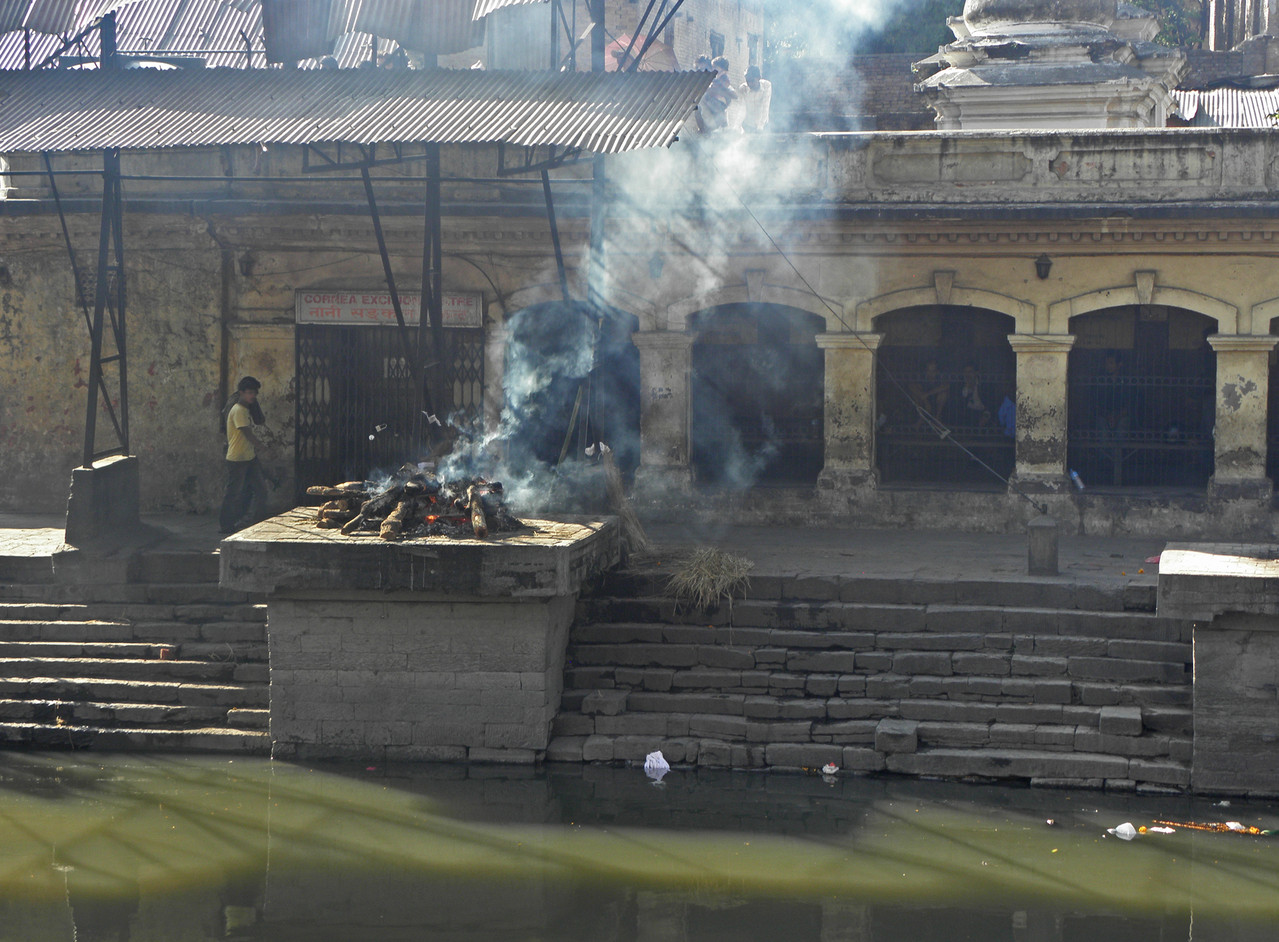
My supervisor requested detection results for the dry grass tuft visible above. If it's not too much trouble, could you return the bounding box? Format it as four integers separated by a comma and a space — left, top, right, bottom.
666, 547, 754, 611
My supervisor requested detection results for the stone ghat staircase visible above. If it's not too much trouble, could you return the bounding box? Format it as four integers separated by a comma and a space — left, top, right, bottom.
551, 569, 1194, 791
0, 549, 269, 752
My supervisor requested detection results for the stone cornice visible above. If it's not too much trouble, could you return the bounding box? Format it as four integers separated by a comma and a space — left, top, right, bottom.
1207, 336, 1279, 354
1006, 334, 1077, 354
816, 332, 883, 351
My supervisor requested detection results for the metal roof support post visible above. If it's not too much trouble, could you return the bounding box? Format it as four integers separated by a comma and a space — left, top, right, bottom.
584, 0, 607, 453
81, 147, 129, 465
420, 143, 446, 425
66, 142, 138, 544
360, 162, 436, 427
541, 168, 570, 302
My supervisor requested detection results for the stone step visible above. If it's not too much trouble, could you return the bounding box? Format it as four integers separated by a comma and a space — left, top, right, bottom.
0, 640, 177, 659
0, 601, 95, 620
0, 697, 232, 727
567, 661, 1188, 699
0, 676, 269, 708
0, 619, 266, 645
227, 708, 270, 730
0, 657, 240, 682
884, 747, 1190, 789
132, 552, 221, 585
0, 555, 55, 584
574, 601, 1188, 641
545, 735, 1187, 788
0, 583, 256, 608
0, 640, 268, 665
561, 687, 1191, 726
594, 570, 1157, 612
0, 721, 269, 753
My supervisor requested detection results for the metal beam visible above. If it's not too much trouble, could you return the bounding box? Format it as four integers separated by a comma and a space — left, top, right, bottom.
359, 158, 438, 447
82, 148, 129, 464
541, 170, 570, 302
421, 143, 446, 426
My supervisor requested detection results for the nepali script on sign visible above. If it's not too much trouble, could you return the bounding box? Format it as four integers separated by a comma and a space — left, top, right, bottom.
295, 291, 482, 328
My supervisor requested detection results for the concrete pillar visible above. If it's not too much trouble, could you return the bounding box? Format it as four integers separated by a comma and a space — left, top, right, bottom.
815, 332, 882, 490
1207, 335, 1278, 498
633, 331, 693, 492
1006, 334, 1075, 490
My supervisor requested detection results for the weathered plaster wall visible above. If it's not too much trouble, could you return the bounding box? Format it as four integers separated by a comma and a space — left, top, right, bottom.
0, 216, 223, 513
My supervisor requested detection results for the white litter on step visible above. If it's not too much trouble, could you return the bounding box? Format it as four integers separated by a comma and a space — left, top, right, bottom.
644, 751, 670, 782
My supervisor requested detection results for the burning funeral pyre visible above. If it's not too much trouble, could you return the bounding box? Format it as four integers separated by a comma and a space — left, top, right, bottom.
306, 467, 524, 541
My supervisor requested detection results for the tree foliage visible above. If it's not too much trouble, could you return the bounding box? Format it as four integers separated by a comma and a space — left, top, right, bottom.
1126, 0, 1204, 47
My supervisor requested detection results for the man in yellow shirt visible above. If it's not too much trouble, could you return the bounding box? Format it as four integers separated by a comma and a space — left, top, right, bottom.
219, 376, 268, 534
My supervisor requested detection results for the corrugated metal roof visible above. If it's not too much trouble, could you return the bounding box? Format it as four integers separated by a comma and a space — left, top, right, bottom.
471, 0, 544, 20
0, 66, 712, 153
0, 0, 264, 70
1171, 88, 1279, 128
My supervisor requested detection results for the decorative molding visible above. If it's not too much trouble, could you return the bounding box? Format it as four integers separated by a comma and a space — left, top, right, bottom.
1049, 284, 1238, 333
1134, 270, 1156, 306
856, 283, 1035, 333
1206, 336, 1279, 354
815, 332, 883, 351
933, 271, 955, 306
1006, 334, 1076, 355
745, 269, 766, 303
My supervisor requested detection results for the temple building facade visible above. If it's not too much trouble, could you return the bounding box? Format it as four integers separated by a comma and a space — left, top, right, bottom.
3, 0, 1279, 540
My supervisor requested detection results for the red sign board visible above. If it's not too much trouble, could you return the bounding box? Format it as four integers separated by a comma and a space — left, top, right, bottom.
295, 290, 482, 328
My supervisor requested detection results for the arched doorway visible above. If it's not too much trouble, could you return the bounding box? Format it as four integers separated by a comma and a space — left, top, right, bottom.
1067, 306, 1215, 489
501, 301, 640, 476
874, 306, 1016, 486
689, 303, 824, 487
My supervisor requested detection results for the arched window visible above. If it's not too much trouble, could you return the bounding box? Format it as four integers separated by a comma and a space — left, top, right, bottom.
502, 301, 640, 476
1067, 306, 1215, 489
874, 306, 1016, 486
689, 303, 824, 487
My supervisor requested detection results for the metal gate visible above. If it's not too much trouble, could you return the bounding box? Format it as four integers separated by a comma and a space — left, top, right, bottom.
1067, 307, 1215, 489
295, 325, 484, 497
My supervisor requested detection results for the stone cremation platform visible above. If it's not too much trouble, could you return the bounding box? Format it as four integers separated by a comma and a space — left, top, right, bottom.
1158, 543, 1279, 797
221, 509, 619, 763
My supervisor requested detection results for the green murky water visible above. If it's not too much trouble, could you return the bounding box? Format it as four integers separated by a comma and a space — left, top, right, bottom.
0, 753, 1276, 941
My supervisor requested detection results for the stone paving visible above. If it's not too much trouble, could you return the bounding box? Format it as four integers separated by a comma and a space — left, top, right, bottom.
0, 511, 1167, 590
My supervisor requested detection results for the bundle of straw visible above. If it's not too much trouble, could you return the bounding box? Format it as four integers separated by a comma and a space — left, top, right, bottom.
666, 547, 754, 612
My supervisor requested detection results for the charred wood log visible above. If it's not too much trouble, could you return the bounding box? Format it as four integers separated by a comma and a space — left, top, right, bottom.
380, 498, 421, 541
467, 485, 489, 539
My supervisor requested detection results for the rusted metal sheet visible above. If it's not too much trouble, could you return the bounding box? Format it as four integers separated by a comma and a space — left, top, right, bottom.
1172, 88, 1279, 128
0, 67, 711, 153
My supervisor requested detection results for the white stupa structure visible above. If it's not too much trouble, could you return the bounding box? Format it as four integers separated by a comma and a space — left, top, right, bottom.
914, 0, 1187, 129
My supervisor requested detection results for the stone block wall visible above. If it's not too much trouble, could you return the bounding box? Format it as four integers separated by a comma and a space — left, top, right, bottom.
268, 593, 575, 762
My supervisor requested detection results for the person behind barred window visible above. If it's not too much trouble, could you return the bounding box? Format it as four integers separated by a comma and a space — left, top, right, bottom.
960, 364, 991, 426
219, 376, 269, 534
997, 386, 1016, 437
739, 65, 772, 132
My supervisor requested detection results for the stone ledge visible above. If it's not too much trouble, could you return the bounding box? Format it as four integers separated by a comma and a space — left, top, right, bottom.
221, 509, 619, 598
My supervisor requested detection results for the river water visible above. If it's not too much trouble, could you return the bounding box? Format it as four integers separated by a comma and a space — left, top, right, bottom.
0, 753, 1275, 941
